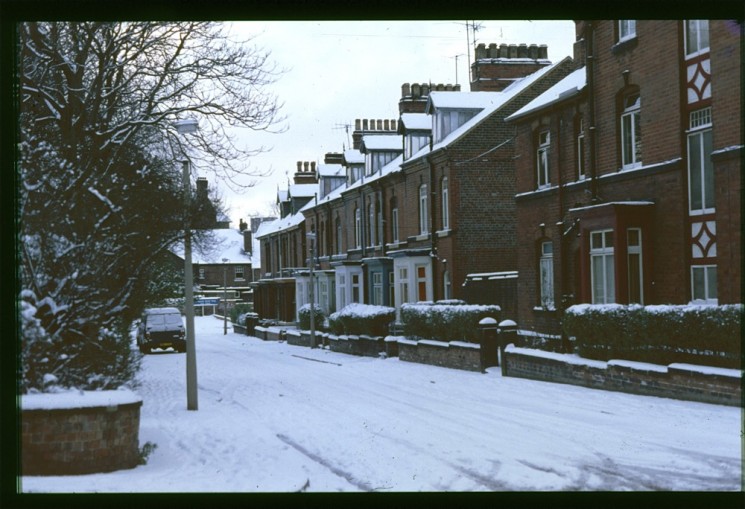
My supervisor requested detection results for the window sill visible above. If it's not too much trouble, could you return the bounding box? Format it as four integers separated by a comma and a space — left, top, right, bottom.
386, 241, 407, 249
436, 229, 452, 238
533, 306, 557, 312
611, 36, 638, 55
413, 233, 430, 242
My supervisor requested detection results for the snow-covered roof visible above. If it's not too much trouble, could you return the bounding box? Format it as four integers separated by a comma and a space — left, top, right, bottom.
360, 134, 402, 152
254, 211, 305, 239
507, 66, 586, 122
317, 163, 344, 177
343, 149, 364, 164
406, 57, 572, 166
289, 183, 317, 198
172, 228, 252, 265
399, 113, 431, 132
277, 189, 288, 202
342, 154, 403, 194
425, 91, 498, 112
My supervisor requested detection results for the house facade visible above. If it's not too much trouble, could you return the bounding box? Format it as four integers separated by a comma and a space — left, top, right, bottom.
507, 20, 742, 336
255, 42, 574, 323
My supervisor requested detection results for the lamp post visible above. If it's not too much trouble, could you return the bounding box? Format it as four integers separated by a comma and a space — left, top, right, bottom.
222, 258, 229, 335
175, 118, 199, 411
306, 232, 317, 349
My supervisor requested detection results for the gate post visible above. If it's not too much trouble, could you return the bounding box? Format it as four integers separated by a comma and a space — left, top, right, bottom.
498, 319, 517, 375
479, 317, 499, 372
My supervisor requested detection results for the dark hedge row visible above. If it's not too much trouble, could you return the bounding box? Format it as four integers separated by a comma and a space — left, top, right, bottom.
298, 304, 327, 331
401, 301, 501, 343
563, 304, 742, 368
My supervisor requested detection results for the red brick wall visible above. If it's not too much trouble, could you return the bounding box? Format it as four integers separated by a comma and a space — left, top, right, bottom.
22, 402, 142, 475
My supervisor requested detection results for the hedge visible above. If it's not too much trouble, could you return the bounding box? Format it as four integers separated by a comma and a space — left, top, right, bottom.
229, 303, 253, 325
298, 304, 326, 331
328, 303, 395, 337
563, 303, 742, 368
401, 301, 501, 343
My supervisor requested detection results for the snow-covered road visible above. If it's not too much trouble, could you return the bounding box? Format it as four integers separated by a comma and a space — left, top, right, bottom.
22, 316, 742, 492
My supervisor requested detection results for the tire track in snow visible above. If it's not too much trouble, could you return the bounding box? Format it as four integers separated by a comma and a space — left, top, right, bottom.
275, 433, 373, 492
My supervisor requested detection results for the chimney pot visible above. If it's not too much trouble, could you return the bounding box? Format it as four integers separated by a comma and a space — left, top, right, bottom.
304, 161, 310, 172
411, 83, 421, 98
508, 44, 518, 58
402, 83, 411, 97
422, 83, 430, 96
518, 43, 528, 58
363, 119, 369, 130
475, 43, 486, 59
499, 43, 509, 58
297, 161, 302, 172
355, 119, 361, 130
488, 43, 498, 58
311, 161, 316, 172
377, 119, 383, 130
529, 43, 538, 59
539, 44, 548, 59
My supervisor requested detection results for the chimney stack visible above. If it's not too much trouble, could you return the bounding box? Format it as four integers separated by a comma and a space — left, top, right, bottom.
243, 229, 252, 253
470, 42, 552, 91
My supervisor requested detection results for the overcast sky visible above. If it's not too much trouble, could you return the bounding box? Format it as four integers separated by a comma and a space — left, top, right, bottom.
214, 20, 577, 224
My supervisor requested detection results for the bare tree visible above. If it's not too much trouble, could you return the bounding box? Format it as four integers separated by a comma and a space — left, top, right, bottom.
18, 22, 284, 392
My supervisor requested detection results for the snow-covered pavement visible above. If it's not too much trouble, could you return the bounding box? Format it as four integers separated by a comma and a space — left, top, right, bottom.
22, 316, 742, 492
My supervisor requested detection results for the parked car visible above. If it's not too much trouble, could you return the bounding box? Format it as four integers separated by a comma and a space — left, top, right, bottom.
137, 307, 186, 354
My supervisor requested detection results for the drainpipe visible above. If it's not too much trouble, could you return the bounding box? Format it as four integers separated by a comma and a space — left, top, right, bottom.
586, 21, 599, 203
428, 146, 439, 303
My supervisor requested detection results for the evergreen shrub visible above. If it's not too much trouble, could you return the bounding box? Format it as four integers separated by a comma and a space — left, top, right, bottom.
298, 304, 326, 331
229, 303, 253, 325
328, 303, 395, 337
563, 303, 742, 368
401, 301, 501, 343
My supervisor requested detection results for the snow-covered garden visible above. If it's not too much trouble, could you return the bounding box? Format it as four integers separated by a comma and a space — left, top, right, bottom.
21, 316, 742, 493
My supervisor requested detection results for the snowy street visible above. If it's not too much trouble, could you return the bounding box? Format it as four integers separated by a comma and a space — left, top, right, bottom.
22, 316, 742, 492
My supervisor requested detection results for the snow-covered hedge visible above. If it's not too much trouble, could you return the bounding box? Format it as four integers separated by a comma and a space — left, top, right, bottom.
401, 301, 501, 343
328, 303, 395, 337
298, 304, 326, 331
564, 303, 742, 368
20, 291, 141, 394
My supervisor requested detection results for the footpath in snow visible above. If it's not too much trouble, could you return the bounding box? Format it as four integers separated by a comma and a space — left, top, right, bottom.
21, 316, 743, 492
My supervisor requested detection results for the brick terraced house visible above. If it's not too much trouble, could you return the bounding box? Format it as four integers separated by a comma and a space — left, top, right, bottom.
254, 43, 575, 323
506, 20, 742, 337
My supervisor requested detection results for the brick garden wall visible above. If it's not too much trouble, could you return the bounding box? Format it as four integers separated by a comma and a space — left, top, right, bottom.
398, 338, 482, 372
22, 400, 143, 475
503, 346, 742, 407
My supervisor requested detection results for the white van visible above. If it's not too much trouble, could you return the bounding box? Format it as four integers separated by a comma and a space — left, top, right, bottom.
137, 307, 186, 354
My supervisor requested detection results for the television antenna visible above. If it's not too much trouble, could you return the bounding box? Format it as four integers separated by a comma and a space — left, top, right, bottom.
333, 122, 353, 149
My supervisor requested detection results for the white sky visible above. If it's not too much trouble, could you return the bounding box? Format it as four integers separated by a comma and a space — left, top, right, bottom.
213, 20, 577, 224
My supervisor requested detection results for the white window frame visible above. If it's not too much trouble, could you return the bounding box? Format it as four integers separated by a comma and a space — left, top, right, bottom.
391, 207, 399, 243
577, 118, 586, 181
351, 273, 361, 303
415, 264, 428, 302
338, 273, 347, 310
685, 20, 710, 57
618, 20, 637, 42
198, 267, 205, 280
627, 228, 644, 305
590, 230, 615, 304
234, 265, 245, 281
354, 207, 361, 248
372, 272, 383, 305
441, 177, 450, 230
419, 184, 428, 235
539, 241, 554, 309
537, 130, 550, 188
621, 94, 641, 169
368, 203, 375, 247
690, 265, 717, 304
397, 267, 409, 306
687, 108, 714, 215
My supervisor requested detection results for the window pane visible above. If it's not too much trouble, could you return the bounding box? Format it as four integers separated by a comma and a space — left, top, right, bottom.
604, 231, 614, 248
605, 254, 615, 302
692, 267, 705, 300
688, 133, 703, 210
687, 20, 699, 54
592, 256, 604, 303
703, 130, 714, 210
706, 266, 717, 300
622, 114, 633, 165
